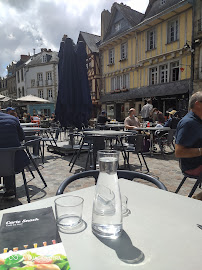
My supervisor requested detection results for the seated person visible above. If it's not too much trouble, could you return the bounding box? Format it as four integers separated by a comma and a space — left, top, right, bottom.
164, 110, 180, 129
175, 91, 202, 177
6, 107, 18, 118
150, 108, 165, 124
124, 108, 140, 130
0, 111, 30, 197
97, 110, 110, 125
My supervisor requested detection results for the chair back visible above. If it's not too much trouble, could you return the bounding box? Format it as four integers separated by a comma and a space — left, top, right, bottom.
127, 134, 144, 153
0, 146, 25, 177
56, 170, 167, 195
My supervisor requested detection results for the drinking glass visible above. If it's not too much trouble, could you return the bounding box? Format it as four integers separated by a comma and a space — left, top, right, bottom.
55, 195, 84, 233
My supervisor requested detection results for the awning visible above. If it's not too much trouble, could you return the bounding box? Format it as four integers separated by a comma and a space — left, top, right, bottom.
100, 79, 190, 103
0, 96, 11, 102
16, 95, 50, 103
0, 94, 5, 100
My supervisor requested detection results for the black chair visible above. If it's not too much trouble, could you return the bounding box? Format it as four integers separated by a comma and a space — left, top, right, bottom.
56, 170, 167, 195
24, 138, 47, 188
175, 172, 202, 197
0, 146, 31, 202
114, 134, 149, 172
156, 129, 176, 156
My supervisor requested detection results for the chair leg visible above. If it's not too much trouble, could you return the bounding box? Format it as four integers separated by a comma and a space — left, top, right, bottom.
26, 149, 47, 187
141, 152, 149, 172
69, 150, 77, 166
188, 175, 202, 197
85, 149, 91, 171
137, 153, 142, 167
175, 176, 187, 194
22, 170, 30, 203
27, 165, 35, 179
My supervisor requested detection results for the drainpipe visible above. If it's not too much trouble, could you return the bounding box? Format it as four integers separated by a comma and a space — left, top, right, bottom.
190, 0, 195, 97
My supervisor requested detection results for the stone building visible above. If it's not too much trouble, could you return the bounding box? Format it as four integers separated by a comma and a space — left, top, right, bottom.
99, 1, 193, 121
193, 0, 202, 94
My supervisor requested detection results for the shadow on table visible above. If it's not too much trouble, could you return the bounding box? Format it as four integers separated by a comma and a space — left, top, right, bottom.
95, 230, 145, 264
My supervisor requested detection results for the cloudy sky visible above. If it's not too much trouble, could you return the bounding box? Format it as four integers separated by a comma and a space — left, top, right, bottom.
0, 0, 149, 77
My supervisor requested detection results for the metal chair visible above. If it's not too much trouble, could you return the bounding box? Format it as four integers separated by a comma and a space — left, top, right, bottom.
56, 170, 167, 195
175, 172, 202, 197
156, 129, 176, 156
0, 146, 30, 202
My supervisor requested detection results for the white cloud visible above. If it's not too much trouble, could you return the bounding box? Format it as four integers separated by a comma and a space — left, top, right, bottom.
0, 0, 149, 77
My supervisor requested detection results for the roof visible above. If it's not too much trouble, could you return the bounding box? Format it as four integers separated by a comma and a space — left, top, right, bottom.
27, 51, 59, 66
16, 95, 51, 103
79, 32, 101, 53
144, 0, 184, 20
100, 80, 190, 103
103, 2, 144, 42
116, 3, 144, 27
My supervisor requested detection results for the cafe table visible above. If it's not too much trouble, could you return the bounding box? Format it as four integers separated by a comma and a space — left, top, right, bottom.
0, 179, 201, 270
20, 122, 38, 127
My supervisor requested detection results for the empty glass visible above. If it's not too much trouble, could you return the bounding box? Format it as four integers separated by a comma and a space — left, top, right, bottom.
55, 195, 84, 233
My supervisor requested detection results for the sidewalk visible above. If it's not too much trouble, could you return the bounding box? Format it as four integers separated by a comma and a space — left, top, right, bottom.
0, 149, 201, 209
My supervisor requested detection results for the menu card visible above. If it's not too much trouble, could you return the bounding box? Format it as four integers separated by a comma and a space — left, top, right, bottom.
0, 207, 70, 270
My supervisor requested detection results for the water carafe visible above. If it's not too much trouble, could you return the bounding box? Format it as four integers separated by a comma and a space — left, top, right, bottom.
92, 150, 122, 239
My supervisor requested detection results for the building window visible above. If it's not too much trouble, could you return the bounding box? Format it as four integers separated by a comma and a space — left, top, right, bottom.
150, 67, 158, 85
120, 43, 127, 60
115, 22, 121, 32
170, 61, 179, 81
38, 89, 43, 98
47, 89, 53, 98
147, 29, 156, 50
123, 74, 129, 89
22, 86, 24, 96
46, 72, 52, 80
111, 77, 116, 91
109, 48, 115, 64
168, 19, 178, 43
161, 0, 166, 4
31, 79, 35, 87
17, 71, 20, 83
21, 69, 24, 81
159, 64, 168, 83
37, 73, 43, 81
18, 88, 21, 98
117, 76, 121, 89
42, 55, 47, 63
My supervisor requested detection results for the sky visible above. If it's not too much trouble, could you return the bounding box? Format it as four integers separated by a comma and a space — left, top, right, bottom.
0, 0, 149, 77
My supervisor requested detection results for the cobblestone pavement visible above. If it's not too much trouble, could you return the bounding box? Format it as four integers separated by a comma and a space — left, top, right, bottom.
0, 146, 201, 210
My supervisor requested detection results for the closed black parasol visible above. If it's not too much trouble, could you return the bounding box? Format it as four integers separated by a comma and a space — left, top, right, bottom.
55, 37, 92, 129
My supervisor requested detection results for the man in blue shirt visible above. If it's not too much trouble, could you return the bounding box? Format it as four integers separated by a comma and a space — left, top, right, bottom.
175, 91, 202, 176
0, 111, 29, 197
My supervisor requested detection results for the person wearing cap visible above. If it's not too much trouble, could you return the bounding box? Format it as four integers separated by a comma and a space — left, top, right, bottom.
6, 107, 18, 118
164, 110, 180, 129
0, 110, 30, 197
124, 108, 140, 130
175, 91, 202, 178
141, 99, 153, 121
97, 110, 110, 125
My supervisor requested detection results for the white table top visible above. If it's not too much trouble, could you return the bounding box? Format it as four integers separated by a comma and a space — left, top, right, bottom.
135, 127, 171, 131
22, 127, 47, 132
0, 179, 201, 270
20, 123, 38, 127
83, 130, 130, 137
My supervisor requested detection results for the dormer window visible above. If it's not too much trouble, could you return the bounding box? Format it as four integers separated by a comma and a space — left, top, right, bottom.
161, 0, 166, 4
42, 55, 47, 63
115, 22, 121, 32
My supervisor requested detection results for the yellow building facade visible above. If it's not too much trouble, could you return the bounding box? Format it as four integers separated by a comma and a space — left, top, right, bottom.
100, 1, 193, 121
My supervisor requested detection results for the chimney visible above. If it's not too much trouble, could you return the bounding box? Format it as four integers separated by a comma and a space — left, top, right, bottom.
48, 49, 52, 52
101, 9, 111, 41
33, 48, 36, 55
20, 55, 30, 61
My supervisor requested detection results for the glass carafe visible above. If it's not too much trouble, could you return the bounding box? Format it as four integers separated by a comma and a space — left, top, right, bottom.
92, 150, 122, 239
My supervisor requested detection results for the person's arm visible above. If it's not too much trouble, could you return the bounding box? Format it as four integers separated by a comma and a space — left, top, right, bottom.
175, 144, 202, 158
164, 118, 171, 127
125, 124, 138, 130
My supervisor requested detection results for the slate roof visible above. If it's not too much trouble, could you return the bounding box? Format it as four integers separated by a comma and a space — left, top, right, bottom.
144, 0, 183, 20
100, 79, 189, 102
79, 32, 101, 53
116, 3, 144, 27
27, 51, 58, 66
